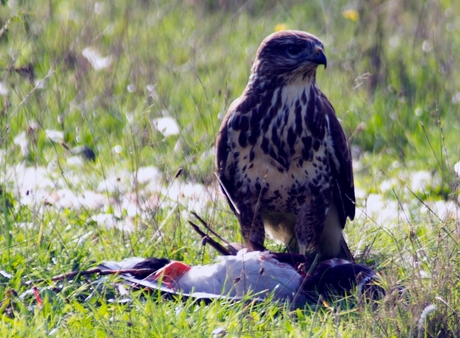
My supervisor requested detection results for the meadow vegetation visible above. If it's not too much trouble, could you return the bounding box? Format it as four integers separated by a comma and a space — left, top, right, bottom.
0, 0, 459, 336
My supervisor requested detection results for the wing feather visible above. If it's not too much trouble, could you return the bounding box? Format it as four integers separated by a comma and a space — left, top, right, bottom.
215, 98, 242, 214
319, 91, 355, 227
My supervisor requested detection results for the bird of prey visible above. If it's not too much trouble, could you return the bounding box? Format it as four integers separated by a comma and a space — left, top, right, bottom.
215, 30, 355, 260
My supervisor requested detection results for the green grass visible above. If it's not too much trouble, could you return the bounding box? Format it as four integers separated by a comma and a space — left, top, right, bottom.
1, 0, 460, 336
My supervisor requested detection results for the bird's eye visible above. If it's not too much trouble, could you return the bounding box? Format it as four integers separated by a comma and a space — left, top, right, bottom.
286, 45, 302, 57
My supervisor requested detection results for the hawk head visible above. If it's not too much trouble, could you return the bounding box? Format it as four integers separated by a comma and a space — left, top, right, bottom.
251, 30, 327, 80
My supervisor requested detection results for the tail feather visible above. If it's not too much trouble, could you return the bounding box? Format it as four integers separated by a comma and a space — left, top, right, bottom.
339, 235, 354, 262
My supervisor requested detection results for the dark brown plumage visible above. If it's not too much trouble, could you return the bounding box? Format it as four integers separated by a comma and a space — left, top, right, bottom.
216, 30, 355, 260
301, 258, 384, 302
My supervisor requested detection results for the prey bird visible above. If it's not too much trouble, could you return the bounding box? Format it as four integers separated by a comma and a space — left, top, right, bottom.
150, 250, 383, 304
216, 30, 355, 260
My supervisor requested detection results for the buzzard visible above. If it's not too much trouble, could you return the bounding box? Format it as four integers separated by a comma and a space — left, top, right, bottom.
216, 30, 355, 260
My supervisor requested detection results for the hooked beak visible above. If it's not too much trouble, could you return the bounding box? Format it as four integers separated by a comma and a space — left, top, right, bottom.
311, 46, 327, 69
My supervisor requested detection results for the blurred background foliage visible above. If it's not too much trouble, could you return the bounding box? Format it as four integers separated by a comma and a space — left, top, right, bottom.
0, 0, 458, 181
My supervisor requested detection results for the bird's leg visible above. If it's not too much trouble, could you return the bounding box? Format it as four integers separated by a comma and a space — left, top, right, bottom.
295, 194, 329, 256
248, 214, 266, 251
298, 244, 307, 257
248, 238, 266, 252
237, 202, 266, 252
